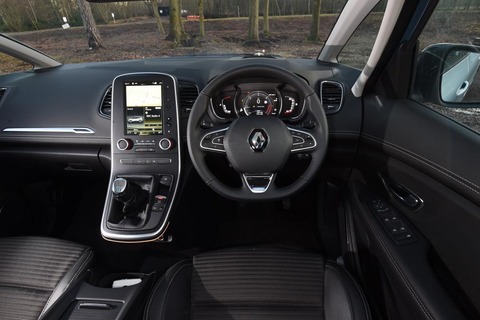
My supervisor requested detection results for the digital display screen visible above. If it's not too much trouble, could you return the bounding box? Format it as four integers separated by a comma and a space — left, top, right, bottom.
125, 81, 163, 135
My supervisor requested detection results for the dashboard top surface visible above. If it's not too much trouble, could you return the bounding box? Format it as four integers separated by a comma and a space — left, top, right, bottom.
0, 56, 362, 146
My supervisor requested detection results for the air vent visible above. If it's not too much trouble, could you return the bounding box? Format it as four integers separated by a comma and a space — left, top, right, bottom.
99, 86, 112, 118
320, 81, 343, 114
179, 81, 199, 116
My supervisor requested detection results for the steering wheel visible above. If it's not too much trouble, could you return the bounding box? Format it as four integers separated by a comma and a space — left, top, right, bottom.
187, 65, 328, 201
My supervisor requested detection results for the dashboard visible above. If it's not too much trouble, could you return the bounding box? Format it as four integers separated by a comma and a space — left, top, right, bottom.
0, 56, 362, 241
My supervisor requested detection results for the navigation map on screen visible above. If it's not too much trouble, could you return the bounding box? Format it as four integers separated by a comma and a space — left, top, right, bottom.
125, 81, 163, 135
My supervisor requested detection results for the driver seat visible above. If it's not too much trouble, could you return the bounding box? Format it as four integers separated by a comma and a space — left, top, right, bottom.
144, 247, 371, 320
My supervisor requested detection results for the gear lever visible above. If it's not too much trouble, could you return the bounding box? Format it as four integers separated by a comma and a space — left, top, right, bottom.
112, 178, 148, 216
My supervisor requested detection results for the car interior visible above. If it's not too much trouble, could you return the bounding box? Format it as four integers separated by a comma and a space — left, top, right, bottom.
0, 0, 480, 319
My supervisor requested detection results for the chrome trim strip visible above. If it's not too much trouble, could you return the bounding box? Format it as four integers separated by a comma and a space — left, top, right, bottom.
242, 174, 274, 194
3, 127, 95, 134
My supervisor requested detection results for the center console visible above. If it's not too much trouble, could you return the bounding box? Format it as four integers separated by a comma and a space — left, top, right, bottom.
101, 73, 181, 242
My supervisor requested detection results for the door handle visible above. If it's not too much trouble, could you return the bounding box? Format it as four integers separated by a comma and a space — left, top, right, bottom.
380, 175, 424, 212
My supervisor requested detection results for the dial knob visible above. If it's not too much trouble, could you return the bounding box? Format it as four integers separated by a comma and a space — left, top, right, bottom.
159, 138, 174, 151
117, 138, 133, 151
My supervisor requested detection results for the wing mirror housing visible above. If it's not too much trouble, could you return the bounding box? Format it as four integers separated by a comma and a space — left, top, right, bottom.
413, 43, 480, 107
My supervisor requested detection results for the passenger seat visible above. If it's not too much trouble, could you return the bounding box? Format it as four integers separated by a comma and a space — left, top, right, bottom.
0, 236, 93, 320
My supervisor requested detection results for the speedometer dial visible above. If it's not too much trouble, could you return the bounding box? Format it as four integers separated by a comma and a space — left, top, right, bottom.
243, 91, 279, 116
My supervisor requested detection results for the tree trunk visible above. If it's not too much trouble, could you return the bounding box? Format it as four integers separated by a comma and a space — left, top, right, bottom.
199, 0, 205, 37
168, 0, 188, 45
263, 0, 270, 36
248, 0, 259, 41
77, 0, 102, 50
27, 0, 39, 30
308, 0, 321, 41
152, 0, 165, 35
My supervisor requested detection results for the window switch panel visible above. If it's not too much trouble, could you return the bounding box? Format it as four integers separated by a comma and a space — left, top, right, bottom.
370, 200, 416, 245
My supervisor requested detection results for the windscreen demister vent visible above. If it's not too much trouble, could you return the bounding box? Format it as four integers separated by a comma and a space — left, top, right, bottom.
320, 81, 343, 114
179, 81, 199, 116
99, 86, 112, 118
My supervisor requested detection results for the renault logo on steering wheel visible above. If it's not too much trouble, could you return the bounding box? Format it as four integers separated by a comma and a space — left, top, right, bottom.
249, 129, 268, 152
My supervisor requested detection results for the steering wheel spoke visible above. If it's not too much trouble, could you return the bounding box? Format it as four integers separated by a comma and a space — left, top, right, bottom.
288, 127, 317, 153
200, 127, 228, 153
242, 173, 275, 194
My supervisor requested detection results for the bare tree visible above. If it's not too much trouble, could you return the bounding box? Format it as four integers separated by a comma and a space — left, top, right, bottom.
263, 0, 270, 36
248, 0, 260, 41
168, 0, 188, 45
152, 0, 165, 35
26, 0, 39, 30
308, 0, 321, 41
77, 0, 102, 49
199, 0, 205, 37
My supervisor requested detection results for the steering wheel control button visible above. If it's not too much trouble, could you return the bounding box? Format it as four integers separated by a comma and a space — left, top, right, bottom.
117, 138, 133, 151
212, 136, 224, 145
293, 136, 305, 145
200, 120, 214, 129
302, 120, 317, 129
159, 138, 174, 151
249, 129, 268, 152
200, 129, 227, 152
290, 129, 317, 152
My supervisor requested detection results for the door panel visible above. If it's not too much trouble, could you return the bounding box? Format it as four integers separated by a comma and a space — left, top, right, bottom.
347, 95, 480, 319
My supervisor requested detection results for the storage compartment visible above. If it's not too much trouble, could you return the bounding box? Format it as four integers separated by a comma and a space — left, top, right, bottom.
60, 273, 154, 320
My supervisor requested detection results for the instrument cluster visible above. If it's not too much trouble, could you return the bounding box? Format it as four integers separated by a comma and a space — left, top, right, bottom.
210, 82, 304, 122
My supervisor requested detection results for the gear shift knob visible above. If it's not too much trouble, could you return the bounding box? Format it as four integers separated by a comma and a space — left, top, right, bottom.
112, 178, 148, 215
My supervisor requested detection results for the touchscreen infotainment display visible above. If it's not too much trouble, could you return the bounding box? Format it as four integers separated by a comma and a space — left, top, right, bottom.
125, 81, 163, 135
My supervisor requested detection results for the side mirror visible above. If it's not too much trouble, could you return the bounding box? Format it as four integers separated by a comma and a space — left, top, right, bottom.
413, 44, 480, 107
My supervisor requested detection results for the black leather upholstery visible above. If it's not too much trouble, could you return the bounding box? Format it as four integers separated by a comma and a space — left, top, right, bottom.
145, 247, 370, 320
0, 236, 93, 320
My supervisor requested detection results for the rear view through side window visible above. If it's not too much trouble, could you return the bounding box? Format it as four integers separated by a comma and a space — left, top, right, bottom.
413, 0, 480, 133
